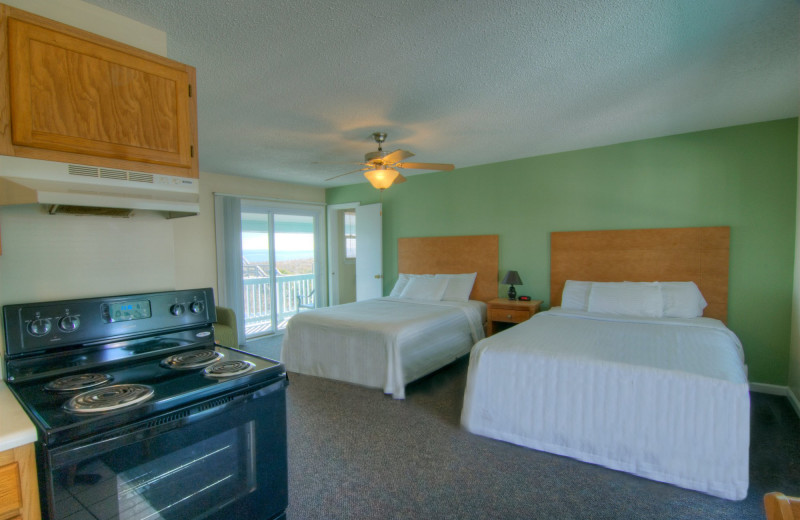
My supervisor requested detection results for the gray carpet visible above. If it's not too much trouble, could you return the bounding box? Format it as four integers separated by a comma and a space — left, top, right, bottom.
243, 334, 283, 361
282, 356, 800, 520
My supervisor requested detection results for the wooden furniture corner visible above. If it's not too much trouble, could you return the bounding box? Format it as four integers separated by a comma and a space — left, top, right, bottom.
487, 298, 542, 336
765, 492, 800, 520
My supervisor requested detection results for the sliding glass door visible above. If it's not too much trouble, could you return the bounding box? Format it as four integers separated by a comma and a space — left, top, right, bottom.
241, 208, 319, 336
216, 195, 324, 342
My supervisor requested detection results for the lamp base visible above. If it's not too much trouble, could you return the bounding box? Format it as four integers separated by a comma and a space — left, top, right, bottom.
507, 285, 517, 300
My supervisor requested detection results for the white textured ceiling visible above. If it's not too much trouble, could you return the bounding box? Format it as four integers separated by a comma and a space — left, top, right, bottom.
81, 0, 798, 187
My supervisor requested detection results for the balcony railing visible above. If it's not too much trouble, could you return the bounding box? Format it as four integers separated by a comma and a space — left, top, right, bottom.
243, 274, 314, 336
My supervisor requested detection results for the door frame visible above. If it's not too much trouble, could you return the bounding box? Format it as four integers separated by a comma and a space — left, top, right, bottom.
326, 202, 359, 306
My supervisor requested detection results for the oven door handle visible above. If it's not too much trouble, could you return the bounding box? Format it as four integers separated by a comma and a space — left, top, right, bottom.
49, 378, 285, 468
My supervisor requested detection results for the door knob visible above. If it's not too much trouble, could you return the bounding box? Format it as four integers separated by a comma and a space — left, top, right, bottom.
374, 274, 381, 279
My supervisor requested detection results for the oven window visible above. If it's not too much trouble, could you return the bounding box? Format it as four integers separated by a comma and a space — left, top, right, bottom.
51, 422, 256, 520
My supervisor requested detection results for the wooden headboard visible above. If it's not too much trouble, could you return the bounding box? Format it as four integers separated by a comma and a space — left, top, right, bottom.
397, 235, 498, 302
550, 226, 730, 322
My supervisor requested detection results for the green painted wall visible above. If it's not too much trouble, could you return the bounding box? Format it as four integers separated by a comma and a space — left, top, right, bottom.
327, 118, 798, 386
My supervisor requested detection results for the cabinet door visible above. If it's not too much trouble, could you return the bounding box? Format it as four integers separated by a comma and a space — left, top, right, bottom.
0, 461, 22, 518
0, 443, 39, 520
7, 16, 194, 172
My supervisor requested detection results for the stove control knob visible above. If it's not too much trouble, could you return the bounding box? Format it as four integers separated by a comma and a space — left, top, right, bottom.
170, 304, 185, 316
189, 301, 205, 314
58, 315, 80, 333
28, 318, 52, 337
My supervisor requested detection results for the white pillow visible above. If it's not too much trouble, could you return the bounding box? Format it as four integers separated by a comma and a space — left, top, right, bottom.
587, 282, 663, 318
389, 274, 433, 298
389, 273, 411, 298
435, 273, 477, 302
561, 280, 592, 310
400, 276, 448, 300
660, 281, 707, 318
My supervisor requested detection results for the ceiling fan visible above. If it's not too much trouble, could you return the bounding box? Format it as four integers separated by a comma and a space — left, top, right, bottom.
326, 132, 455, 190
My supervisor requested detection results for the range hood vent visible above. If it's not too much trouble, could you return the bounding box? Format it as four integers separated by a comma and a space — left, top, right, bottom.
68, 164, 156, 184
0, 156, 200, 218
48, 205, 134, 218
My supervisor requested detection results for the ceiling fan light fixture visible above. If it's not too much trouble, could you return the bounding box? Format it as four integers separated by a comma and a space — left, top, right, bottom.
364, 168, 399, 190
324, 132, 453, 186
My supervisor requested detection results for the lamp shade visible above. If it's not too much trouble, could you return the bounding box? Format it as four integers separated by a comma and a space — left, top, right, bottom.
364, 168, 399, 190
501, 270, 523, 286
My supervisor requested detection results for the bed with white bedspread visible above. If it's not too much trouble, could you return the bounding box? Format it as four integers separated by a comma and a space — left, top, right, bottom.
461, 308, 749, 500
461, 226, 749, 500
282, 297, 485, 399
282, 234, 498, 399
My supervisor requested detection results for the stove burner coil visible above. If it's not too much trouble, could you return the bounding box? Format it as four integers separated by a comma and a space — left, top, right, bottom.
160, 349, 223, 370
203, 360, 256, 378
45, 373, 113, 392
64, 384, 155, 414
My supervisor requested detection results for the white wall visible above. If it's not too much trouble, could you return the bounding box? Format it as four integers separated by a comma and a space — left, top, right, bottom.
0, 205, 179, 361
0, 205, 178, 304
0, 176, 323, 353
0, 172, 324, 357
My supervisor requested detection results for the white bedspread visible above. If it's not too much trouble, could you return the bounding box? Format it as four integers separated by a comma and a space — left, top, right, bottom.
282, 298, 485, 399
461, 308, 750, 500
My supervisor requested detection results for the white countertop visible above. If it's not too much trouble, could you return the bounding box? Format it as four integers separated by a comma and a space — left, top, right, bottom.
0, 381, 37, 452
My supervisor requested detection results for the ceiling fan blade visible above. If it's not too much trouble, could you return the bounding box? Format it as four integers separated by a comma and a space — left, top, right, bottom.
392, 173, 407, 185
397, 162, 455, 171
325, 168, 366, 181
313, 160, 363, 165
381, 149, 414, 164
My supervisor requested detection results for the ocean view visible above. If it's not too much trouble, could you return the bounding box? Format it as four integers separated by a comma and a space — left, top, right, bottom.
244, 250, 314, 263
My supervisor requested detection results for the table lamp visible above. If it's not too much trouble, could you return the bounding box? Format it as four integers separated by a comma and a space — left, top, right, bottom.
501, 270, 522, 300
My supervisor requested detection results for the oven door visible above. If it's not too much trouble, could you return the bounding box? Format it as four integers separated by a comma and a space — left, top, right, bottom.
43, 377, 287, 520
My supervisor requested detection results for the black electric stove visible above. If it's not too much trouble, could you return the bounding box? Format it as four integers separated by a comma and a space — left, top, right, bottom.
3, 288, 288, 520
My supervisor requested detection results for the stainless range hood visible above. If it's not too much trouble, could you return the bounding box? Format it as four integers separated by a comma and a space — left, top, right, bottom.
0, 156, 200, 218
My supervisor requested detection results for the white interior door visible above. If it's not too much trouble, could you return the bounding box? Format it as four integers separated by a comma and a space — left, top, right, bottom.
355, 203, 383, 301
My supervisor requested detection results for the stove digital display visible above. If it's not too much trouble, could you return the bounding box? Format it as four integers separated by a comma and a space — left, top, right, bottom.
102, 300, 152, 323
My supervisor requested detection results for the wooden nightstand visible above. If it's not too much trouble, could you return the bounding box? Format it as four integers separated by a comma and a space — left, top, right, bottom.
486, 298, 543, 336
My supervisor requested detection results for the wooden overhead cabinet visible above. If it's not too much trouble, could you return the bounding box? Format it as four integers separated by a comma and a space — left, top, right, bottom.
0, 4, 198, 178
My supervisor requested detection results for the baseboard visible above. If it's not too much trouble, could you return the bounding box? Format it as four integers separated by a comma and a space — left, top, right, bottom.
749, 382, 788, 395
749, 382, 800, 419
